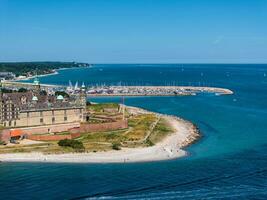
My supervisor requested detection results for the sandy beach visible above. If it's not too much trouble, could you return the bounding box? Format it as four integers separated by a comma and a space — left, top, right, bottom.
0, 107, 200, 163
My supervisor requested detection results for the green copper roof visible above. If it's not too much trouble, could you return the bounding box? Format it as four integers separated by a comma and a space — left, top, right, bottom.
33, 77, 40, 85
32, 96, 38, 101
57, 95, 64, 100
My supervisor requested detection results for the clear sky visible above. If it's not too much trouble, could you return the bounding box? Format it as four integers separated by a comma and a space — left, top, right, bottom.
0, 0, 267, 63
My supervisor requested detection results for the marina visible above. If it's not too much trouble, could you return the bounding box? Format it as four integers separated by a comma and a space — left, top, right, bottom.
2, 80, 234, 97
84, 85, 233, 96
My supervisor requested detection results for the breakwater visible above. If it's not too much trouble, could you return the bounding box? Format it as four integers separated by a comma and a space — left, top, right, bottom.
87, 86, 233, 96
2, 80, 233, 96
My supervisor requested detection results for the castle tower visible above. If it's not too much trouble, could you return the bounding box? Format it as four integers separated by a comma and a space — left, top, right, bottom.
32, 72, 41, 95
80, 82, 87, 122
80, 82, 87, 108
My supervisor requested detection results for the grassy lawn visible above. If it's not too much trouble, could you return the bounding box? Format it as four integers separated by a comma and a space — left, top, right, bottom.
77, 129, 127, 144
124, 114, 157, 141
88, 103, 119, 112
147, 118, 174, 145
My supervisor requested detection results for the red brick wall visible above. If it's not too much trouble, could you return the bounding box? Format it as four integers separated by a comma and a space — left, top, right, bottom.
70, 120, 128, 134
70, 132, 81, 139
0, 129, 11, 142
15, 123, 80, 136
1, 120, 127, 142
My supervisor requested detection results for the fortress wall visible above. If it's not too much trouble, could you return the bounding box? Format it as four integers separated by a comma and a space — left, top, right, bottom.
70, 120, 128, 134
12, 122, 80, 135
27, 132, 80, 141
0, 129, 11, 142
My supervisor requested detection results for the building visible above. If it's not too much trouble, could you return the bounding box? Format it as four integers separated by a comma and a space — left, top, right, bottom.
0, 78, 88, 128
0, 72, 16, 81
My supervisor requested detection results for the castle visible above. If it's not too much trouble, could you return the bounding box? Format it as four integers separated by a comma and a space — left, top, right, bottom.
0, 78, 87, 128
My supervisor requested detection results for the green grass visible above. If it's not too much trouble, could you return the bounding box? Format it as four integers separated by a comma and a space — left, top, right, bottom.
125, 114, 157, 141
147, 118, 174, 145
77, 129, 127, 144
88, 103, 119, 112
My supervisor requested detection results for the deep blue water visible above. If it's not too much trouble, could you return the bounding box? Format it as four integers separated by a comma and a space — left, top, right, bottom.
1, 64, 267, 199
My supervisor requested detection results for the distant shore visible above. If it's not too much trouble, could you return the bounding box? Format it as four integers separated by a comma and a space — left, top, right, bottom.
0, 106, 200, 163
15, 70, 59, 81
15, 66, 91, 81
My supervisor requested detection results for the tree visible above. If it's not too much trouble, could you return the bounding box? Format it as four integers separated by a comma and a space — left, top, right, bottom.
1, 88, 13, 93
58, 139, 85, 152
112, 143, 121, 150
18, 88, 28, 93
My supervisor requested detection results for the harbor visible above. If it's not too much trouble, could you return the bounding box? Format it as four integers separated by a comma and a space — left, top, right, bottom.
1, 80, 234, 97
84, 85, 233, 96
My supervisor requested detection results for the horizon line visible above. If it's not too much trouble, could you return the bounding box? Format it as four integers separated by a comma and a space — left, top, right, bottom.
1, 61, 267, 65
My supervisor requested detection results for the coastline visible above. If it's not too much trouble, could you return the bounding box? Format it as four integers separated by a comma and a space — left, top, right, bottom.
16, 71, 59, 81
0, 106, 200, 163
14, 66, 91, 81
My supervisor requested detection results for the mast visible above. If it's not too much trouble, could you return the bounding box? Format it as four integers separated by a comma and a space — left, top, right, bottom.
69, 80, 73, 90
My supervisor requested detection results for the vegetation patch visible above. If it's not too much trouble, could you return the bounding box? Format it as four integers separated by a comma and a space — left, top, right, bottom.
125, 114, 157, 141
148, 118, 173, 144
112, 143, 121, 150
58, 139, 85, 152
88, 103, 119, 113
0, 62, 89, 76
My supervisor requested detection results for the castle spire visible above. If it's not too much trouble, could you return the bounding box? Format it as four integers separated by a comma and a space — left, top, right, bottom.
32, 70, 41, 94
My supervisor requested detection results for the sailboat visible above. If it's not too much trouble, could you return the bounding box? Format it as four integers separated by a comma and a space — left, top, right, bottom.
74, 81, 80, 91
66, 80, 74, 92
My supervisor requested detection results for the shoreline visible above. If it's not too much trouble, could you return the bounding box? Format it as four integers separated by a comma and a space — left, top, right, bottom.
14, 66, 91, 81
15, 70, 59, 81
0, 106, 200, 163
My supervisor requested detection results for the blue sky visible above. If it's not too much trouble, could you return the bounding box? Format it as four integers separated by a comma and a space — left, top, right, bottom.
0, 0, 266, 63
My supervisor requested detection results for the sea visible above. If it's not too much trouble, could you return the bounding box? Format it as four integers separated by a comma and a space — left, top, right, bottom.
1, 64, 267, 199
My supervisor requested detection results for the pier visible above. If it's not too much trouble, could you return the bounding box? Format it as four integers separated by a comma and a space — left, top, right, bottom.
2, 80, 233, 97
86, 86, 233, 96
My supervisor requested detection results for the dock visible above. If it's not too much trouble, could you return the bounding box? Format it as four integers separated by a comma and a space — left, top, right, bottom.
1, 80, 233, 97
86, 86, 233, 96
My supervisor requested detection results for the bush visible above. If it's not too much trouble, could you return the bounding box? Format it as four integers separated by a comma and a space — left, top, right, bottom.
146, 139, 154, 146
58, 139, 85, 152
18, 88, 28, 93
112, 143, 121, 150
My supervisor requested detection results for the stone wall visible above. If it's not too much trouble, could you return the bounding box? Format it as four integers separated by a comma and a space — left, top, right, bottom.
0, 120, 128, 142
70, 120, 128, 134
27, 132, 80, 141
15, 122, 80, 135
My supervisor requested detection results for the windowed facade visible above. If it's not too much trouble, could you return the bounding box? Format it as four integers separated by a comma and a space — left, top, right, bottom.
0, 90, 86, 127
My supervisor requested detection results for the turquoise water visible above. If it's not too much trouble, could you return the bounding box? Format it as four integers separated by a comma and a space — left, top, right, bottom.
1, 64, 267, 199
